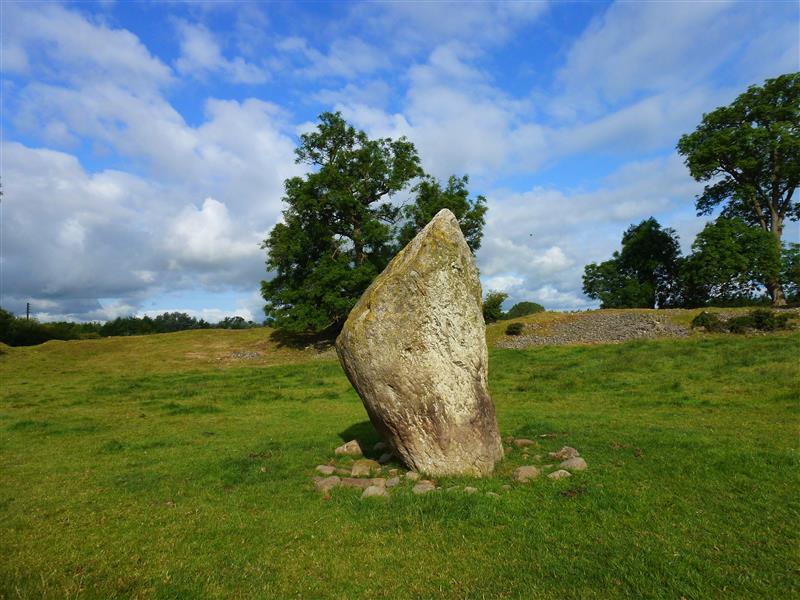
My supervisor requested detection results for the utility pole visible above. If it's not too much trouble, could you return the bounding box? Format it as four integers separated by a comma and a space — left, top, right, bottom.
26, 302, 30, 320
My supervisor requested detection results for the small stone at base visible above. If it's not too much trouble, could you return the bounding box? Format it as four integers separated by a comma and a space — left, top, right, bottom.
314, 475, 341, 494
513, 465, 541, 482
412, 481, 436, 495
315, 465, 336, 476
513, 438, 537, 448
362, 485, 388, 499
334, 440, 363, 457
559, 457, 588, 471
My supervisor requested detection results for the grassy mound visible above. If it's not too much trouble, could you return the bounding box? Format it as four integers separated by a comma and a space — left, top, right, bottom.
1, 328, 798, 598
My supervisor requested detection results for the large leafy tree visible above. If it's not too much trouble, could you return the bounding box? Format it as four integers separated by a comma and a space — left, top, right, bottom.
681, 217, 781, 306
398, 175, 487, 252
261, 112, 423, 333
582, 218, 682, 308
677, 72, 800, 305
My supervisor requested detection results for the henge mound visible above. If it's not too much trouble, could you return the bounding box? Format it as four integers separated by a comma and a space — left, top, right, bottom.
336, 209, 504, 477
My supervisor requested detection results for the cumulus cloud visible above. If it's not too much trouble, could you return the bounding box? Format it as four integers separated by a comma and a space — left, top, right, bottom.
167, 198, 261, 270
1, 2, 172, 91
474, 154, 704, 310
553, 1, 798, 117
175, 21, 268, 84
277, 36, 389, 79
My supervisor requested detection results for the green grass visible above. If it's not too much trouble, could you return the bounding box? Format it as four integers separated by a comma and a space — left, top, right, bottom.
1, 329, 798, 598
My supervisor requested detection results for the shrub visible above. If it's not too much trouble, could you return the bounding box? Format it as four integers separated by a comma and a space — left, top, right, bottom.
691, 311, 726, 332
505, 322, 524, 336
505, 301, 545, 319
482, 291, 508, 323
726, 315, 755, 334
749, 309, 791, 331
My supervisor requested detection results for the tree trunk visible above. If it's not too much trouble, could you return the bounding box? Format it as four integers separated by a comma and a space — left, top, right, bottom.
353, 223, 364, 266
767, 280, 787, 306
768, 215, 786, 307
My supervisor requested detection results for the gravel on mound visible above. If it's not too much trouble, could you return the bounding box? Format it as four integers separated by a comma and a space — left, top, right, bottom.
498, 311, 688, 348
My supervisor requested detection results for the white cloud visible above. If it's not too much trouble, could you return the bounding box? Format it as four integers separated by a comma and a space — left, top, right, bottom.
554, 1, 798, 117
175, 21, 268, 84
2, 2, 172, 91
474, 154, 704, 310
277, 36, 388, 79
167, 198, 261, 270
353, 1, 549, 56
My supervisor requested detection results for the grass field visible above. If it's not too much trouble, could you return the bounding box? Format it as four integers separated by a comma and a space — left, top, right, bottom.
1, 323, 798, 599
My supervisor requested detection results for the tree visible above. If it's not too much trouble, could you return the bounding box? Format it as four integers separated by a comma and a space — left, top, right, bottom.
681, 217, 781, 306
482, 291, 508, 323
781, 242, 800, 302
261, 112, 423, 333
677, 72, 800, 305
398, 175, 487, 252
582, 218, 682, 308
505, 301, 545, 319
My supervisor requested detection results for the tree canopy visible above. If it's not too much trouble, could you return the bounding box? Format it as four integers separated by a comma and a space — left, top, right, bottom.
505, 301, 545, 319
681, 217, 781, 306
482, 291, 508, 323
262, 112, 489, 334
398, 175, 487, 252
677, 72, 800, 304
582, 218, 682, 308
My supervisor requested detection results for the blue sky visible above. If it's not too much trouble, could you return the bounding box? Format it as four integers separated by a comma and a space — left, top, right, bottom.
1, 0, 798, 322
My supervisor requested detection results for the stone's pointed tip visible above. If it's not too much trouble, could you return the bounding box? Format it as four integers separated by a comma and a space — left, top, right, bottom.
432, 208, 457, 221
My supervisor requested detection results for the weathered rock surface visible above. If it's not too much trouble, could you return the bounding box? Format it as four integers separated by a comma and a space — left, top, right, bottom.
559, 457, 588, 472
412, 481, 437, 495
315, 465, 336, 476
513, 438, 537, 448
362, 485, 389, 499
334, 440, 363, 457
341, 477, 385, 489
513, 465, 541, 482
547, 469, 572, 480
386, 476, 401, 488
336, 209, 504, 477
351, 459, 381, 477
405, 471, 420, 481
549, 446, 579, 461
314, 476, 340, 494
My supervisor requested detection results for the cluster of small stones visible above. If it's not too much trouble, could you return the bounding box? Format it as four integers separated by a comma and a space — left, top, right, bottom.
312, 437, 588, 500
506, 437, 588, 483
498, 311, 688, 348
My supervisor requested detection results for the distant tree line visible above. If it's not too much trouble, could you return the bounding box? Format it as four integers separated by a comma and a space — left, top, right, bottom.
585, 73, 799, 309
0, 310, 262, 347
582, 217, 799, 308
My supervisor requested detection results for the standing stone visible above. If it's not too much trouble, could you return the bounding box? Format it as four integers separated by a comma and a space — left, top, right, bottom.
336, 209, 504, 477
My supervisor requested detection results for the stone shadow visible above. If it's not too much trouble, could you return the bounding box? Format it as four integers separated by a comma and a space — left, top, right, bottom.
338, 420, 381, 457
268, 328, 336, 350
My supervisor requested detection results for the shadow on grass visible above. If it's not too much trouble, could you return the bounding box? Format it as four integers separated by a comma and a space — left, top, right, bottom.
338, 420, 390, 459
268, 327, 337, 350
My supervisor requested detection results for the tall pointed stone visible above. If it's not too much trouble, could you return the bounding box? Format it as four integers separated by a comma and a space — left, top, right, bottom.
336, 209, 503, 476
